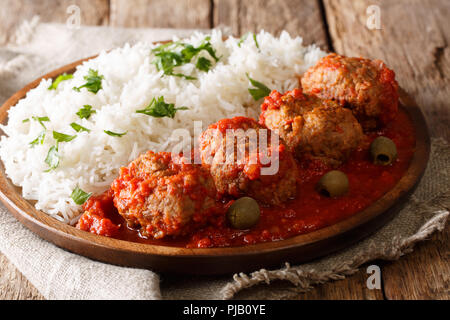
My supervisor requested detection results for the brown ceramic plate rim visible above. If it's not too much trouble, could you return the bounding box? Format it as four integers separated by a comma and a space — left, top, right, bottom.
0, 54, 430, 273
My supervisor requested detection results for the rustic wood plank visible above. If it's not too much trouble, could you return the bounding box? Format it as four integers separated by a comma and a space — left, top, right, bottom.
0, 254, 44, 300
323, 0, 450, 141
324, 0, 450, 299
0, 0, 110, 44
213, 0, 330, 49
382, 224, 449, 299
298, 266, 385, 300
110, 0, 211, 29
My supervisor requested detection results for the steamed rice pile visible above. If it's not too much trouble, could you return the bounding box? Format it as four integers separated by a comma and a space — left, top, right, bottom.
0, 30, 326, 224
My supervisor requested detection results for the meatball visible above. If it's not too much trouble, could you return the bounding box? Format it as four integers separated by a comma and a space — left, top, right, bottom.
199, 117, 297, 205
301, 53, 399, 130
260, 89, 364, 167
111, 151, 220, 239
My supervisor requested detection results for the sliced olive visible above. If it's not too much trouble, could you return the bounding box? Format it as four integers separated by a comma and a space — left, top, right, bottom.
227, 197, 260, 229
316, 170, 349, 198
370, 136, 397, 165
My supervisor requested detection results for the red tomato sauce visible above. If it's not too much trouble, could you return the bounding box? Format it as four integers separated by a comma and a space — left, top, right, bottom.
78, 108, 415, 248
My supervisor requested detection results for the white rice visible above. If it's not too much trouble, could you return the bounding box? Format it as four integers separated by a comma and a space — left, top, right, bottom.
0, 30, 326, 224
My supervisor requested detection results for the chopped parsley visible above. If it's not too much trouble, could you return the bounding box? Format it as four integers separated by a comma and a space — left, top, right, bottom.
70, 186, 92, 205
48, 73, 73, 90
53, 131, 77, 143
196, 57, 212, 72
44, 145, 60, 171
76, 105, 96, 120
25, 116, 50, 147
23, 116, 50, 128
70, 122, 90, 133
104, 130, 127, 137
73, 69, 104, 94
43, 132, 76, 171
246, 74, 271, 101
237, 33, 250, 47
152, 37, 220, 78
136, 96, 188, 119
253, 33, 260, 49
33, 116, 50, 129
237, 33, 259, 49
29, 131, 46, 147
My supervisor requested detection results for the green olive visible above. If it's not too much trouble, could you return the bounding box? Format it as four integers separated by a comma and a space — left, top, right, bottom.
227, 197, 260, 229
316, 170, 349, 198
370, 136, 397, 165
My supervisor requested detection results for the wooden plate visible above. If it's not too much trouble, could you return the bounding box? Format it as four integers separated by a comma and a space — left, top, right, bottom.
0, 57, 430, 275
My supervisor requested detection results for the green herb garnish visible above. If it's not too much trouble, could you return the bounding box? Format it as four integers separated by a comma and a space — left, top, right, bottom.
76, 105, 96, 120
104, 130, 127, 137
29, 131, 46, 147
48, 73, 73, 90
53, 131, 77, 143
71, 186, 92, 205
153, 50, 195, 80
196, 57, 212, 72
33, 116, 50, 128
237, 33, 250, 47
25, 116, 50, 147
73, 69, 104, 94
152, 37, 219, 79
70, 122, 90, 133
136, 96, 188, 119
44, 145, 60, 171
43, 132, 76, 171
23, 116, 50, 128
253, 33, 260, 50
246, 73, 271, 101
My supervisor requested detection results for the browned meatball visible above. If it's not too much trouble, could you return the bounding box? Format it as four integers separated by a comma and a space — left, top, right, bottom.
199, 117, 297, 205
260, 89, 364, 167
301, 53, 399, 130
111, 151, 220, 239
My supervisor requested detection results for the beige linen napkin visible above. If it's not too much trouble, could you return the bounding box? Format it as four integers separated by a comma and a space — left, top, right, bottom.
0, 20, 448, 300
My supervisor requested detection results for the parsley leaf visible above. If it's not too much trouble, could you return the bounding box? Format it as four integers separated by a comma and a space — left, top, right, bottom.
246, 73, 271, 101
43, 132, 76, 171
196, 57, 212, 72
253, 33, 260, 50
136, 96, 188, 119
104, 130, 127, 137
44, 145, 60, 171
48, 73, 73, 90
29, 131, 45, 147
194, 40, 220, 62
71, 186, 92, 205
73, 69, 104, 94
70, 122, 90, 133
153, 50, 184, 75
237, 33, 250, 47
23, 116, 50, 128
180, 44, 201, 62
152, 37, 219, 78
53, 131, 77, 143
26, 116, 49, 147
76, 105, 96, 120
33, 116, 50, 128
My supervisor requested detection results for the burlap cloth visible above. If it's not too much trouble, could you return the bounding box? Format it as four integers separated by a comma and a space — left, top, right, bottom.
0, 20, 448, 300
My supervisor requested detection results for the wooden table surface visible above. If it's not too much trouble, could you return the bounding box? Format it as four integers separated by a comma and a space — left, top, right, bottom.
0, 0, 448, 300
